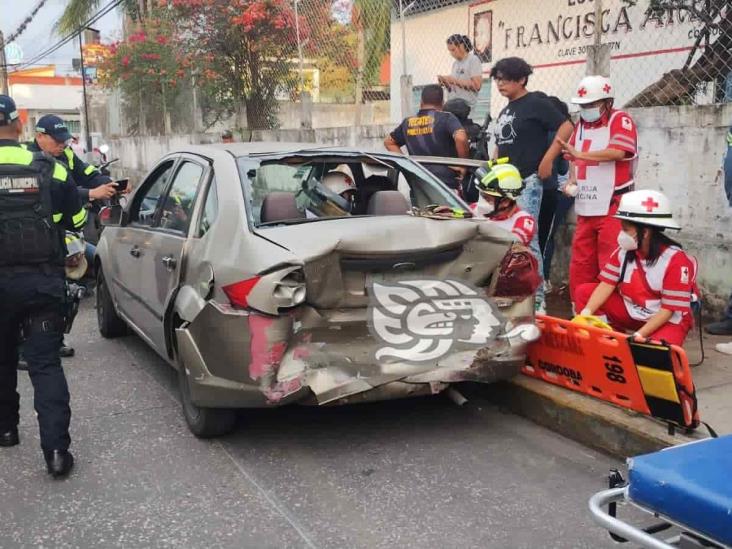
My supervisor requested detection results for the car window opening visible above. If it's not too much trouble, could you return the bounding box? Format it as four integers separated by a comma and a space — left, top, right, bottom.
237, 155, 467, 228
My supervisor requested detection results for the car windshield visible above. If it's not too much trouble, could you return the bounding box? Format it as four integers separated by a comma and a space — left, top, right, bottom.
236, 153, 467, 227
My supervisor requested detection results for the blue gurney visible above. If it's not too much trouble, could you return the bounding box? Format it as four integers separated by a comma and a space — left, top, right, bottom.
589, 435, 732, 549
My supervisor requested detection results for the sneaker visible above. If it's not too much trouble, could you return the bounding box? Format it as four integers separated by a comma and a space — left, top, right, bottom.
716, 342, 732, 356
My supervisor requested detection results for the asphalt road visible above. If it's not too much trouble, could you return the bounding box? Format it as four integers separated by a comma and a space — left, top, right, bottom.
0, 301, 636, 549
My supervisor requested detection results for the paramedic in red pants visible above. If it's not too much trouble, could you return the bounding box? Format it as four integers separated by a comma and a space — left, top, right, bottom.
575, 190, 695, 346
557, 75, 638, 309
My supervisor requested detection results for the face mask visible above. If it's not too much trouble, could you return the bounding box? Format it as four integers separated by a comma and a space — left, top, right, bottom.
475, 195, 495, 217
580, 106, 602, 123
617, 230, 638, 251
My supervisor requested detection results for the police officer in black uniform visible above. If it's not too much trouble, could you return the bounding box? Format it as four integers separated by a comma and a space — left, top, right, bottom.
0, 95, 87, 478
27, 114, 118, 203
26, 114, 118, 358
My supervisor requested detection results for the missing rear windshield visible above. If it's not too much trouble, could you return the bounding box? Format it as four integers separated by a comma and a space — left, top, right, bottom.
237, 155, 466, 227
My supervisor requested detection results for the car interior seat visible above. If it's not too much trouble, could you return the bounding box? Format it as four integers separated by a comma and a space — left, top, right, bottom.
367, 190, 410, 216
353, 175, 395, 215
260, 192, 305, 223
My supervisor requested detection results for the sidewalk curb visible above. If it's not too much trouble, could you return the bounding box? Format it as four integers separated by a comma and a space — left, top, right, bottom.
483, 376, 706, 458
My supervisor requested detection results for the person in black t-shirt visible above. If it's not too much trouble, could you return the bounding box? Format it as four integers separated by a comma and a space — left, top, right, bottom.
489, 57, 574, 313
385, 85, 469, 190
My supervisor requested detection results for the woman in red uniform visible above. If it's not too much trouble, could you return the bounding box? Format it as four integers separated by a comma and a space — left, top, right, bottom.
574, 190, 696, 346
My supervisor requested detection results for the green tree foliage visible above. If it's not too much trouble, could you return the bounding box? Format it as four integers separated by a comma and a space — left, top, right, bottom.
99, 14, 191, 134
171, 0, 300, 129
58, 0, 144, 35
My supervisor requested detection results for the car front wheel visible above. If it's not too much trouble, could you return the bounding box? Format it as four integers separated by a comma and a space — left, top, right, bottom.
177, 363, 237, 438
97, 267, 128, 338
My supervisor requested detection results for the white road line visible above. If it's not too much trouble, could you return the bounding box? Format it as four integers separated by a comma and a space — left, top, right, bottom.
119, 336, 319, 548
216, 441, 320, 549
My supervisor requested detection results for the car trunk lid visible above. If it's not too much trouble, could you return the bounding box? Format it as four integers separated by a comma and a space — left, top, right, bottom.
258, 215, 513, 310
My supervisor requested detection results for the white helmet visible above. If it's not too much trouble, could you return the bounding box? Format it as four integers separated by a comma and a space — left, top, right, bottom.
322, 164, 355, 196
614, 190, 681, 230
309, 164, 357, 217
571, 75, 614, 105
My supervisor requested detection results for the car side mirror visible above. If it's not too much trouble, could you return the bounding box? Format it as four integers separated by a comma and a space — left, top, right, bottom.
99, 204, 124, 226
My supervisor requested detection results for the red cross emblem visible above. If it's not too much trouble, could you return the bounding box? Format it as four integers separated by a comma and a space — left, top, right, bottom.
603, 84, 612, 94
577, 87, 587, 97
576, 139, 600, 179
641, 196, 659, 212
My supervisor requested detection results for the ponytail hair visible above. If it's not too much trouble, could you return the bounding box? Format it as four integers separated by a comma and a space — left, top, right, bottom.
447, 34, 473, 52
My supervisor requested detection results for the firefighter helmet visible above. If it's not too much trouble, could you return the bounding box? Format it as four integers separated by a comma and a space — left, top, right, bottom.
474, 161, 524, 199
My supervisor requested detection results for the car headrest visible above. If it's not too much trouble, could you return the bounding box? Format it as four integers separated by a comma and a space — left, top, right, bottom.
260, 192, 304, 223
367, 190, 410, 216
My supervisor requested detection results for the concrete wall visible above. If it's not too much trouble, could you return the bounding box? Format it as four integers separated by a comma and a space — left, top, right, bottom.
10, 82, 83, 112
551, 103, 732, 313
276, 101, 391, 130
108, 124, 393, 181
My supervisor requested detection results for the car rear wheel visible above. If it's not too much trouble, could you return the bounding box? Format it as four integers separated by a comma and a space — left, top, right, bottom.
97, 267, 128, 338
177, 363, 237, 438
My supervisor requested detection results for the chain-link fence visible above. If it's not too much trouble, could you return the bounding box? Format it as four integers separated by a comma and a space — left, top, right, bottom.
91, 0, 395, 135
259, 0, 393, 129
392, 0, 731, 120
93, 0, 730, 135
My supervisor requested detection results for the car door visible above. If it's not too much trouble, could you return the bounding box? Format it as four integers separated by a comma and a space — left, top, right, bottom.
108, 158, 177, 337
135, 156, 208, 354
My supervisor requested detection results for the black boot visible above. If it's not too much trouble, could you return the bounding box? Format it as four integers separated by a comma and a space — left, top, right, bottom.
0, 429, 19, 447
705, 318, 732, 336
45, 449, 74, 478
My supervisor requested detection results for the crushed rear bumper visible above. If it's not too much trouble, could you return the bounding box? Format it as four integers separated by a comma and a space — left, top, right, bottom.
176, 300, 537, 408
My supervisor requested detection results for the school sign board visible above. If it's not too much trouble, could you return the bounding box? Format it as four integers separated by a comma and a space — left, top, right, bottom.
390, 0, 712, 120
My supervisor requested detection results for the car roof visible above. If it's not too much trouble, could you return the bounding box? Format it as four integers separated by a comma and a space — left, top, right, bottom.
168, 142, 399, 160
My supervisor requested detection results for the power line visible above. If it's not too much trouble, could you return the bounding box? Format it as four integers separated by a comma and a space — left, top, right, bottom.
6, 0, 50, 45
15, 0, 121, 71
13, 0, 122, 72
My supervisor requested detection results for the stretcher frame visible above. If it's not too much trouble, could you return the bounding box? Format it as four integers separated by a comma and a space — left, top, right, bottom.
524, 315, 700, 430
589, 483, 731, 549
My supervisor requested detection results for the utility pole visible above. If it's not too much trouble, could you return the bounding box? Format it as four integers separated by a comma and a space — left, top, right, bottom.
587, 0, 610, 76
294, 0, 311, 130
79, 32, 92, 151
0, 31, 9, 95
399, 1, 415, 119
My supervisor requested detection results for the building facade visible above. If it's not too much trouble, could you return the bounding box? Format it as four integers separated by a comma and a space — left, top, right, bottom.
390, 0, 727, 121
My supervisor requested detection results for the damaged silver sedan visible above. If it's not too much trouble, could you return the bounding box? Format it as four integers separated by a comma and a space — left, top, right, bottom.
95, 143, 540, 437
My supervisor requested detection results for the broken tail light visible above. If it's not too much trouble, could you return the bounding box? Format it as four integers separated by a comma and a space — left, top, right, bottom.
223, 267, 306, 314
223, 276, 262, 309
492, 245, 541, 300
